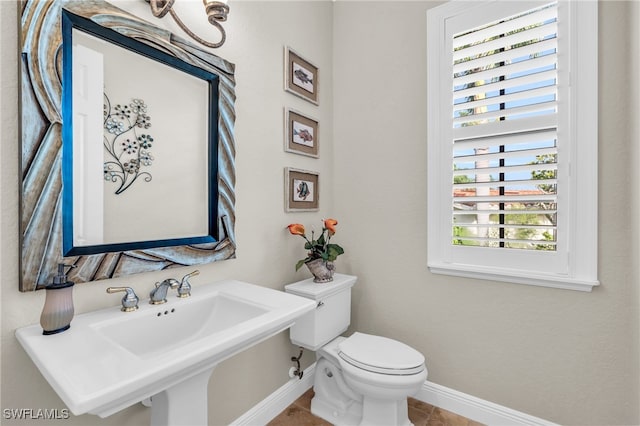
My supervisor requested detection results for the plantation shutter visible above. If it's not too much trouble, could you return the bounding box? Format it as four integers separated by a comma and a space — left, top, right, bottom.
450, 2, 559, 250
428, 0, 598, 290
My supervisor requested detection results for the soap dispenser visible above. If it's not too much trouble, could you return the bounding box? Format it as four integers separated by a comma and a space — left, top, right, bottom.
40, 264, 75, 335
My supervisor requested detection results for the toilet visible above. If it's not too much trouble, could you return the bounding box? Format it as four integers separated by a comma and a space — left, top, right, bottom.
285, 274, 427, 426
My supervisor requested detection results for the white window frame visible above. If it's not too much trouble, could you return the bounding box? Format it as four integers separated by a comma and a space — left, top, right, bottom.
427, 0, 599, 292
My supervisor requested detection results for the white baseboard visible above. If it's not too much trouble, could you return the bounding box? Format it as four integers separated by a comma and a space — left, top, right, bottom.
231, 362, 557, 426
414, 381, 558, 426
230, 363, 316, 426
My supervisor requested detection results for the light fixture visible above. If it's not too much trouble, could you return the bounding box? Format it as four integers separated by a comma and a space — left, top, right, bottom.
148, 0, 229, 48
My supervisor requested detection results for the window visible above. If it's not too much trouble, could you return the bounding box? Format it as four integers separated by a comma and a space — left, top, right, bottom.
427, 1, 599, 291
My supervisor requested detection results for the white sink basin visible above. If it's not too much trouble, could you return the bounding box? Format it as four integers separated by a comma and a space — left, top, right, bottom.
95, 293, 269, 358
16, 280, 315, 423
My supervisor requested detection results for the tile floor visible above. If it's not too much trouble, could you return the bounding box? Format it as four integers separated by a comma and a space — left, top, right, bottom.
267, 388, 485, 426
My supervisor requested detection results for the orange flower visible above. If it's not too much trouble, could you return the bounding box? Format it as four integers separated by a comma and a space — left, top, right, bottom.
287, 224, 306, 236
324, 219, 338, 235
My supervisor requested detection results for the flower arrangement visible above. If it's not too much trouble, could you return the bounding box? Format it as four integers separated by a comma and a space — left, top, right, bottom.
287, 219, 345, 272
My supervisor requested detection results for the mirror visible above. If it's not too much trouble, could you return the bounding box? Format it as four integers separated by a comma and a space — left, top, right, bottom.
63, 11, 217, 254
19, 1, 237, 291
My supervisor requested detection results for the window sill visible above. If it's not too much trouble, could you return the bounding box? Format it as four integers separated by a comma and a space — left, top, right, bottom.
428, 262, 599, 292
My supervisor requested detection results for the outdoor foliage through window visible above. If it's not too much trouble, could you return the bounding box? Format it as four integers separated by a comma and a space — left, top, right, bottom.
451, 2, 558, 251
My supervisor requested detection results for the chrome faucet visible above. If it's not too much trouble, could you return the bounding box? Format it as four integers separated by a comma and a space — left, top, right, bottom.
149, 270, 200, 304
177, 270, 200, 298
149, 279, 180, 305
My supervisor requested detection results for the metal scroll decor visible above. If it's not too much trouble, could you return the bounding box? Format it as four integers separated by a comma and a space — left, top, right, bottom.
103, 95, 154, 195
19, 0, 237, 291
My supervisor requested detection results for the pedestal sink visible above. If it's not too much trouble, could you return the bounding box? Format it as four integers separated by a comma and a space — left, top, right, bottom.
15, 280, 316, 425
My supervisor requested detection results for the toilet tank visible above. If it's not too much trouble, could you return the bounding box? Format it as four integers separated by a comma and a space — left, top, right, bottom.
284, 273, 357, 351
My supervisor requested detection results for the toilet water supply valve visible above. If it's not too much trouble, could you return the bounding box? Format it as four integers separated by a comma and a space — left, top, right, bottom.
289, 347, 304, 379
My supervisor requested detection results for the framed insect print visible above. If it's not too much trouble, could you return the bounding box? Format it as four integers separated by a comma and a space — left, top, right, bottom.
284, 46, 319, 105
285, 168, 319, 212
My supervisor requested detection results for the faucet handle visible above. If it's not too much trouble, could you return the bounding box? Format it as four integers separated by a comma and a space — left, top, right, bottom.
106, 287, 139, 312
184, 270, 200, 279
177, 270, 199, 298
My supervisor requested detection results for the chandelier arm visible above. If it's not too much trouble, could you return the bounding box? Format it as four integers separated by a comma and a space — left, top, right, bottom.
168, 8, 226, 49
149, 0, 175, 18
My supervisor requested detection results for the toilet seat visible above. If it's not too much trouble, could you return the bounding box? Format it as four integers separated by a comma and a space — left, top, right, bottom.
338, 332, 425, 376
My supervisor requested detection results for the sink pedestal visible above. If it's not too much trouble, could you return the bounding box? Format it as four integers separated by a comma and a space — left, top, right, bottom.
150, 368, 215, 426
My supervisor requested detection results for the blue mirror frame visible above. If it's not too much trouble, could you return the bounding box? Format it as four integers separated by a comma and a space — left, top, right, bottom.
61, 10, 220, 256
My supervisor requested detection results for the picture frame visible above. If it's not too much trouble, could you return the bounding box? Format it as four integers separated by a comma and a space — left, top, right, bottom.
285, 168, 319, 212
284, 46, 319, 105
284, 108, 319, 158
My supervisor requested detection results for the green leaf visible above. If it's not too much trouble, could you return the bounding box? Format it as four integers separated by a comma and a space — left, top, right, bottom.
328, 244, 344, 254
295, 259, 307, 271
326, 244, 344, 261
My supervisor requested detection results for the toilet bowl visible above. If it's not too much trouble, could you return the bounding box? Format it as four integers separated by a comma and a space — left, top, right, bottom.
311, 338, 363, 425
314, 333, 427, 426
285, 274, 428, 426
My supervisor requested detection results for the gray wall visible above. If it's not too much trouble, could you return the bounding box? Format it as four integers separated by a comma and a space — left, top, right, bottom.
333, 1, 639, 425
1, 1, 638, 426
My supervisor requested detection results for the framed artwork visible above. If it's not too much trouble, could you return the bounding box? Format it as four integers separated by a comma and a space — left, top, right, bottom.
285, 168, 319, 212
284, 108, 319, 158
284, 46, 319, 105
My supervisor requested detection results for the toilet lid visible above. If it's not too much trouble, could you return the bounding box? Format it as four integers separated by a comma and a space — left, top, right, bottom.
338, 332, 425, 375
